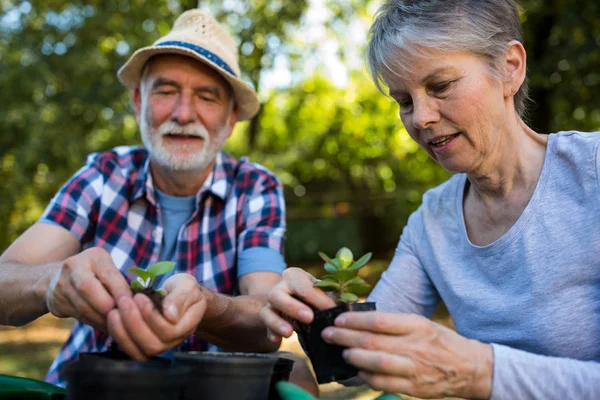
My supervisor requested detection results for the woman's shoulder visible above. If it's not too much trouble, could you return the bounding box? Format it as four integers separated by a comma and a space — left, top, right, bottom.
415, 174, 465, 220
550, 130, 600, 154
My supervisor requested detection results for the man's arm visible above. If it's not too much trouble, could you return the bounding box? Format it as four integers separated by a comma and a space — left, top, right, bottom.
0, 223, 79, 326
0, 223, 131, 330
194, 271, 282, 352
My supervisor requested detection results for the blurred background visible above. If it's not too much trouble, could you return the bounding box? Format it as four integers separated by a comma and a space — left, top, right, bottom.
1, 0, 599, 397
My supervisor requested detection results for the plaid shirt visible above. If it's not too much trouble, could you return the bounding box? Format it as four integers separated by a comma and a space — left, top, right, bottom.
41, 146, 286, 387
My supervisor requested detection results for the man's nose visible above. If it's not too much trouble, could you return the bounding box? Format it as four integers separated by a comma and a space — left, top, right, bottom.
171, 93, 196, 125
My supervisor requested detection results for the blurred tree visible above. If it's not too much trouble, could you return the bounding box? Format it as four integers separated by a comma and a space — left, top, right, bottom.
520, 0, 600, 133
0, 0, 599, 259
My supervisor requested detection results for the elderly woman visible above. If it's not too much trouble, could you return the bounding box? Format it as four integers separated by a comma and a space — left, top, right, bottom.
261, 0, 600, 399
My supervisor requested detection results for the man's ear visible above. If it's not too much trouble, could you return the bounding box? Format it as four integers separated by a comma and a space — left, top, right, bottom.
226, 108, 238, 138
503, 40, 527, 98
132, 87, 142, 123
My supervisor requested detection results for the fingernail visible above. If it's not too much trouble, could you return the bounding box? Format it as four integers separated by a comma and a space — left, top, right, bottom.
166, 304, 178, 321
277, 324, 289, 336
298, 309, 312, 322
335, 315, 347, 326
322, 328, 333, 341
342, 349, 349, 359
267, 331, 277, 343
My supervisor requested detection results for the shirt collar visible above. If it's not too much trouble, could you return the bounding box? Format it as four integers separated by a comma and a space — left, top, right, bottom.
130, 151, 234, 204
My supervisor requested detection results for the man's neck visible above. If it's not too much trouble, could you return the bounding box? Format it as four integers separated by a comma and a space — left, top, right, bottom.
149, 159, 214, 197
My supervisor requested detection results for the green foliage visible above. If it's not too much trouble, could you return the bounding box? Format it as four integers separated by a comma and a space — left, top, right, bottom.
127, 261, 175, 291
0, 0, 598, 264
315, 247, 372, 304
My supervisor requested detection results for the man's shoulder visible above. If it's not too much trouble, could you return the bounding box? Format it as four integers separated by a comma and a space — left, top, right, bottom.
221, 152, 281, 189
85, 145, 148, 174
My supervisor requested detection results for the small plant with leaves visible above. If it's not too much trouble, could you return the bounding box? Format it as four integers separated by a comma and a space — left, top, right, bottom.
314, 247, 372, 304
128, 261, 176, 314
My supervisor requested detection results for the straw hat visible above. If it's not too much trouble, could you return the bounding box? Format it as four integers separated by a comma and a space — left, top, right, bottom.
117, 9, 259, 121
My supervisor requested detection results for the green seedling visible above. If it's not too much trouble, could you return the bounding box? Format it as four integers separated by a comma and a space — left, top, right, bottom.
314, 247, 372, 304
128, 261, 175, 314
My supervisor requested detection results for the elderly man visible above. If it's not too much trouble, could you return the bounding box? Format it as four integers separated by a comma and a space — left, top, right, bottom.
0, 10, 289, 388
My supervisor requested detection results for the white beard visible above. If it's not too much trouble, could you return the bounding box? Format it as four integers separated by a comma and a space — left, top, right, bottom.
140, 107, 230, 172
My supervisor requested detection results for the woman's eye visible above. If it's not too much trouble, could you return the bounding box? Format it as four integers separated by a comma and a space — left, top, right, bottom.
397, 98, 413, 109
430, 81, 454, 94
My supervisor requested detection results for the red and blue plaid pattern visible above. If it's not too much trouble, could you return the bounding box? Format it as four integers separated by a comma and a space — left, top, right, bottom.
41, 146, 286, 387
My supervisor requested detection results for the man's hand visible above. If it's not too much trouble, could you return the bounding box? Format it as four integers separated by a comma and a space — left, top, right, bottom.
45, 247, 132, 332
107, 273, 206, 360
260, 268, 336, 346
321, 311, 493, 399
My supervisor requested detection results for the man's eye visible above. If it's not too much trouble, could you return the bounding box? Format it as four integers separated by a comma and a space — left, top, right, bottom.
157, 90, 176, 96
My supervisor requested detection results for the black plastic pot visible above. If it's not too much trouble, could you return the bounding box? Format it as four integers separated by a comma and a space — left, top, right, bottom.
66, 353, 189, 400
296, 301, 376, 384
268, 356, 295, 400
174, 351, 278, 400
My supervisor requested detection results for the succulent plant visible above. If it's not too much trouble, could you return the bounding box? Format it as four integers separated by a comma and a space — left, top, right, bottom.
128, 261, 176, 313
314, 247, 372, 304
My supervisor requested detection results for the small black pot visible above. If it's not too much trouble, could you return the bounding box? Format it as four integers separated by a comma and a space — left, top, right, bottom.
296, 301, 376, 384
174, 351, 278, 400
66, 353, 189, 400
268, 356, 295, 400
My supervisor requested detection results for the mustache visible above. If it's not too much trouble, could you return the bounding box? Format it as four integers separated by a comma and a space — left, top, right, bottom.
157, 121, 209, 139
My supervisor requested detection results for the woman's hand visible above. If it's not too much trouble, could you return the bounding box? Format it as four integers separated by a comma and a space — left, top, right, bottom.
259, 267, 336, 346
322, 311, 493, 399
107, 273, 206, 360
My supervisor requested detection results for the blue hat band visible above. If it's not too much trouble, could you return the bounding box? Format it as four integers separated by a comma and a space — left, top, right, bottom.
156, 41, 237, 77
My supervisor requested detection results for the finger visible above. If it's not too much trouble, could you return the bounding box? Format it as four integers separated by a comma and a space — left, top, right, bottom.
266, 328, 283, 345
107, 308, 146, 361
134, 293, 203, 342
259, 304, 294, 338
160, 278, 202, 324
93, 251, 132, 303
334, 312, 427, 336
322, 326, 399, 354
358, 371, 415, 395
70, 267, 117, 316
283, 268, 337, 312
342, 348, 413, 376
64, 286, 107, 330
118, 297, 174, 358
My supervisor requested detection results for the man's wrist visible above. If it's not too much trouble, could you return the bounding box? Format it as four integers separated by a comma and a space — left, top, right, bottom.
195, 285, 230, 334
35, 262, 61, 314
467, 341, 493, 400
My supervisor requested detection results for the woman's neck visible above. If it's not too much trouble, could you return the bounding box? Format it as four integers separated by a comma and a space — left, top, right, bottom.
466, 118, 548, 202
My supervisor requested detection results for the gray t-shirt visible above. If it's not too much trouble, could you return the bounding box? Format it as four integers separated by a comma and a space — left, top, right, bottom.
368, 131, 600, 399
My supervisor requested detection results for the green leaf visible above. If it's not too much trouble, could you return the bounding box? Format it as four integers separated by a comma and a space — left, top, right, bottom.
336, 247, 354, 268
345, 277, 367, 286
332, 269, 354, 282
314, 280, 341, 291
320, 274, 338, 282
318, 252, 341, 269
324, 262, 339, 273
347, 252, 373, 271
339, 292, 359, 303
131, 280, 145, 290
128, 267, 153, 280
156, 289, 167, 297
344, 283, 371, 295
146, 261, 176, 277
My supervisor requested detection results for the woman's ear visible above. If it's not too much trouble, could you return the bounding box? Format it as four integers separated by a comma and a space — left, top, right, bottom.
503, 40, 527, 98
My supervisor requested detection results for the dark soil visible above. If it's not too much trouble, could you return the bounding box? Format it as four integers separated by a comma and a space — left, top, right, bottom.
132, 288, 165, 314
